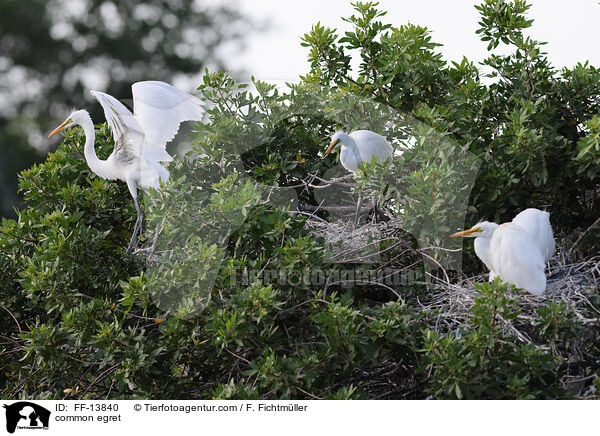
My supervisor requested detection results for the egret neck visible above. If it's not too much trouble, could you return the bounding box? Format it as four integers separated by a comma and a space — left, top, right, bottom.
80, 112, 116, 181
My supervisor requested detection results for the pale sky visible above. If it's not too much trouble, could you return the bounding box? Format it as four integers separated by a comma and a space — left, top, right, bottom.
231, 0, 600, 83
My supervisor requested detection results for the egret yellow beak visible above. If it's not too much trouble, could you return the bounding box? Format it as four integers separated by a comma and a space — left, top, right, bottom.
324, 139, 340, 157
450, 227, 482, 237
48, 118, 71, 138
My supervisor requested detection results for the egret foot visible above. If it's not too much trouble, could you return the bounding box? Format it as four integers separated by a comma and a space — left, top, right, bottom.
132, 220, 163, 256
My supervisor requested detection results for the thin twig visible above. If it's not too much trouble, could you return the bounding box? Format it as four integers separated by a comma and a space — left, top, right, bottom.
80, 364, 119, 398
0, 304, 21, 335
224, 348, 251, 365
296, 386, 324, 399
567, 216, 600, 260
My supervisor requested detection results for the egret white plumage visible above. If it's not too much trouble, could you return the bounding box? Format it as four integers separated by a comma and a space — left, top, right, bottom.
512, 208, 555, 262
324, 130, 393, 173
48, 81, 204, 252
450, 208, 555, 296
324, 130, 393, 225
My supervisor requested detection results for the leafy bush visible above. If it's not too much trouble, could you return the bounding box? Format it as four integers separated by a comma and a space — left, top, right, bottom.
422, 280, 560, 399
303, 0, 600, 238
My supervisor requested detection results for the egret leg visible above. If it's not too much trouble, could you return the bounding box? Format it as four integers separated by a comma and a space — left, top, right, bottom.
133, 219, 164, 256
354, 193, 363, 228
128, 199, 143, 253
127, 181, 143, 253
371, 196, 378, 224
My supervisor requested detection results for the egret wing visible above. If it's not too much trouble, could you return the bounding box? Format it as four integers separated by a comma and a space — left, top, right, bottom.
132, 81, 204, 162
512, 208, 555, 262
90, 90, 142, 143
376, 133, 394, 158
490, 223, 546, 295
90, 90, 144, 160
351, 130, 393, 163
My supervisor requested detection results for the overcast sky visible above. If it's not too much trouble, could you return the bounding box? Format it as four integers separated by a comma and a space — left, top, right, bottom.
230, 0, 600, 83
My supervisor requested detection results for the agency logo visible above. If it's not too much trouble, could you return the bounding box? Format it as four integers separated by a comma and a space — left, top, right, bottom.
3, 402, 50, 434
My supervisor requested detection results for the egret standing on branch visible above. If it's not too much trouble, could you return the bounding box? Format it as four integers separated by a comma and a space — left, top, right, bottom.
324, 130, 394, 225
48, 81, 204, 252
450, 208, 555, 296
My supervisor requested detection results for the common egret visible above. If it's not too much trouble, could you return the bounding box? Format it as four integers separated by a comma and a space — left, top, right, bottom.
325, 130, 393, 174
48, 81, 204, 252
324, 130, 393, 225
450, 208, 555, 296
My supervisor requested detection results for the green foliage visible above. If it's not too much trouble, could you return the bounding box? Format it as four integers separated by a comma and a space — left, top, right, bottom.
422, 280, 561, 399
1, 127, 146, 398
475, 0, 533, 50
301, 0, 600, 238
576, 114, 600, 178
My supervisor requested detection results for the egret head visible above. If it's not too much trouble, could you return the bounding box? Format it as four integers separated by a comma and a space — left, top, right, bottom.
324, 131, 349, 157
48, 110, 88, 137
450, 221, 498, 239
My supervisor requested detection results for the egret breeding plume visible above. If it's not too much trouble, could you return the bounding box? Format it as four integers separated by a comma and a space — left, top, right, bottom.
324, 130, 394, 225
450, 208, 555, 296
48, 81, 204, 252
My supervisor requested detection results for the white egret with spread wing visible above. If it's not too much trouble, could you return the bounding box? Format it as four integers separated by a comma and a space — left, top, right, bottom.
48, 81, 204, 252
450, 208, 555, 295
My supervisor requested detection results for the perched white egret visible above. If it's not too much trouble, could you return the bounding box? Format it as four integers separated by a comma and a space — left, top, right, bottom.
48, 81, 204, 252
450, 208, 555, 296
324, 130, 393, 173
324, 130, 393, 225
